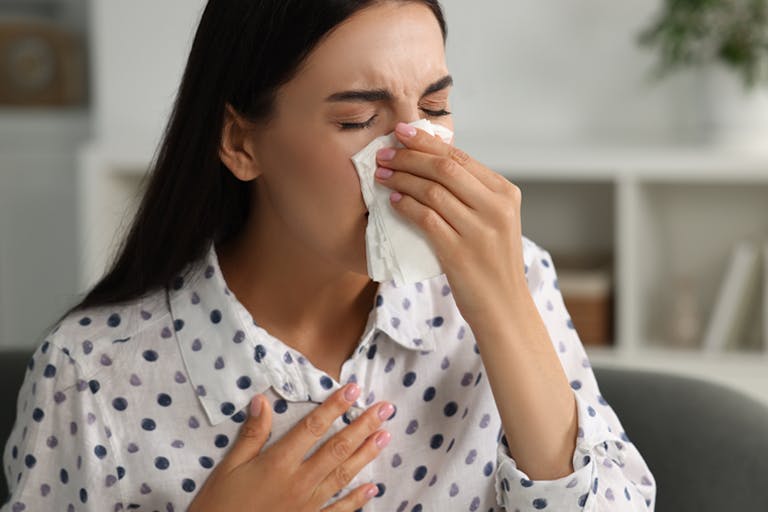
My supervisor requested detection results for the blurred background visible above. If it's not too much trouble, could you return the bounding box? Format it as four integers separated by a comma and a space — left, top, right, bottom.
1, 0, 767, 402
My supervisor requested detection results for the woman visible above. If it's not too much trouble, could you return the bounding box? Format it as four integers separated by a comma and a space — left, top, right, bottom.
2, 1, 656, 510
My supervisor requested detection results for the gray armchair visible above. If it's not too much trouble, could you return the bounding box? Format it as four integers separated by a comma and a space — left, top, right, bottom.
1, 349, 768, 510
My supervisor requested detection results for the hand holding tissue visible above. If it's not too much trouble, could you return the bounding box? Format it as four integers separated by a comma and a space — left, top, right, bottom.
352, 119, 453, 286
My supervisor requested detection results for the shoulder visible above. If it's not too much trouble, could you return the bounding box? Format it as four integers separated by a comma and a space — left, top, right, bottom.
34, 286, 174, 384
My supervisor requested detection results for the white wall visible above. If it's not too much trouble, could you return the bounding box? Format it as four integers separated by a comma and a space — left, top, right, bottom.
89, 0, 207, 156
90, 0, 696, 156
441, 0, 701, 148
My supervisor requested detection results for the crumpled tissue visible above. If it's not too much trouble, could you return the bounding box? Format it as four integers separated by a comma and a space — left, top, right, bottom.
351, 118, 454, 286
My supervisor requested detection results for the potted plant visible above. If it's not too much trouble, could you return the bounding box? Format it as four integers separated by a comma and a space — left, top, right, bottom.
638, 0, 768, 150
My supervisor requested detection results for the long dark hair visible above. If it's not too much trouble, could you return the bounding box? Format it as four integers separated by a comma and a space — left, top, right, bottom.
52, 0, 447, 329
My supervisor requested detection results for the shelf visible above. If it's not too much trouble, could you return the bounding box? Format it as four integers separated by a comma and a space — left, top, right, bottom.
457, 141, 768, 181
0, 107, 91, 150
635, 182, 768, 350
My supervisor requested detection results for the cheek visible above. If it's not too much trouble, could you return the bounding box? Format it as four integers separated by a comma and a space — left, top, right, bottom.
294, 136, 365, 206
266, 135, 365, 220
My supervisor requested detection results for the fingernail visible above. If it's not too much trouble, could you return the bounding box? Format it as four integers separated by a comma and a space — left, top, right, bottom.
377, 402, 394, 420
250, 395, 262, 418
375, 430, 391, 449
390, 191, 402, 203
377, 148, 396, 161
344, 383, 360, 401
365, 484, 380, 498
375, 167, 393, 179
396, 122, 417, 137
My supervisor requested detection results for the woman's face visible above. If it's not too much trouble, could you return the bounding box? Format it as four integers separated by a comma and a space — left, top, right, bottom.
237, 1, 453, 276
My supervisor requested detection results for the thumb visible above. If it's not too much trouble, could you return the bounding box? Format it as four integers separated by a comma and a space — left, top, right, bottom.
223, 394, 272, 469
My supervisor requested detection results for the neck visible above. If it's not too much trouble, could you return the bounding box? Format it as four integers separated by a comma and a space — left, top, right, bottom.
215, 207, 379, 358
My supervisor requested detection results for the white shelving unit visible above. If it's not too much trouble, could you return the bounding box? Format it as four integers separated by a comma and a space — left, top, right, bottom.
447, 141, 768, 403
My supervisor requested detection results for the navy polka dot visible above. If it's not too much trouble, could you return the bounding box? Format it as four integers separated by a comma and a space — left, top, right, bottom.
254, 344, 266, 362
107, 313, 121, 327
274, 399, 288, 414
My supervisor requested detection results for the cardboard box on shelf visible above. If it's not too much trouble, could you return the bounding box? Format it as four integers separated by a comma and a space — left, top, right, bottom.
552, 253, 614, 346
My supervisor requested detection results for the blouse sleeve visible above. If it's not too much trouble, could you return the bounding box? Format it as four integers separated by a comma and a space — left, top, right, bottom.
493, 243, 657, 511
1, 337, 126, 512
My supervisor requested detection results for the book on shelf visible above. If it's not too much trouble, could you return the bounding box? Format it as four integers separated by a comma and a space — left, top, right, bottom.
701, 240, 763, 353
764, 240, 768, 350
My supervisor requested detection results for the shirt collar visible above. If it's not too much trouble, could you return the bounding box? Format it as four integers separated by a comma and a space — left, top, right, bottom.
168, 240, 441, 426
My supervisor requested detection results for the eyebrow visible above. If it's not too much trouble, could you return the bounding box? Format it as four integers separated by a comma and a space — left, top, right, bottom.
324, 74, 453, 103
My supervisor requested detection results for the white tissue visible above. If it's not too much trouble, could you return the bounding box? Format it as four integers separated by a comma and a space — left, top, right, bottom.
352, 118, 454, 286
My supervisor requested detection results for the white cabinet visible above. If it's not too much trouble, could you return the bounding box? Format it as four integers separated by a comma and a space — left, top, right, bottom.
0, 108, 90, 349
454, 142, 768, 403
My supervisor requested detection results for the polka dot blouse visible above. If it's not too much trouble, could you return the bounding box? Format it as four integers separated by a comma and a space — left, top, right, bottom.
2, 235, 656, 511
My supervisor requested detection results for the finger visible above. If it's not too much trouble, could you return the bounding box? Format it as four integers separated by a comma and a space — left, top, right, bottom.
310, 427, 390, 508
389, 121, 510, 193
320, 482, 380, 512
385, 190, 461, 254
376, 145, 487, 212
375, 167, 479, 237
275, 383, 360, 465
302, 400, 394, 486
220, 394, 272, 471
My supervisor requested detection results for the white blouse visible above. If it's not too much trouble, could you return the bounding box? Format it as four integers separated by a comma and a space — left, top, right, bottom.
2, 235, 656, 511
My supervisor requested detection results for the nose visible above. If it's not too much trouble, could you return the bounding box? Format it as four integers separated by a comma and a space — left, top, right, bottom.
386, 101, 424, 133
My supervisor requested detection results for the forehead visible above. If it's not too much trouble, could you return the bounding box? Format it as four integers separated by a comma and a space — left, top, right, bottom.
283, 2, 447, 102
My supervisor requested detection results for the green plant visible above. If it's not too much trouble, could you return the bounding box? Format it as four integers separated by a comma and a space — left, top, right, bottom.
638, 0, 768, 89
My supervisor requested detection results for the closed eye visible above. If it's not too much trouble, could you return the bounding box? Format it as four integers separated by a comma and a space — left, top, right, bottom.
339, 108, 452, 131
